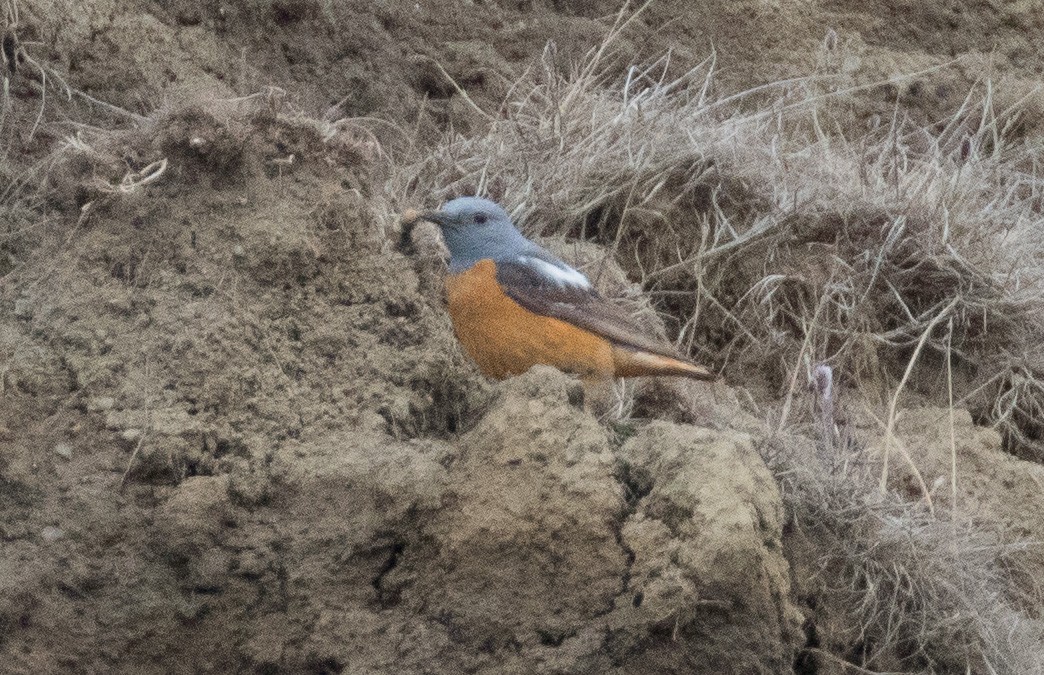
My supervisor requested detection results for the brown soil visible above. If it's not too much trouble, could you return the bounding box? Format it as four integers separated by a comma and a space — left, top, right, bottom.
2, 0, 1044, 673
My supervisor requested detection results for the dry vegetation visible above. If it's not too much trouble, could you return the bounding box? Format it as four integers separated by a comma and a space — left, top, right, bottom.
381, 11, 1044, 672
3, 2, 1044, 672
782, 445, 1044, 673
392, 12, 1044, 453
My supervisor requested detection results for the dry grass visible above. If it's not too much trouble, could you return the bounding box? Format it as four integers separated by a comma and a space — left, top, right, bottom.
781, 446, 1044, 673
389, 13, 1044, 460
385, 10, 1044, 671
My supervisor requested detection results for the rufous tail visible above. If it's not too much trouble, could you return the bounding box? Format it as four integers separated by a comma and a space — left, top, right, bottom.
611, 347, 715, 380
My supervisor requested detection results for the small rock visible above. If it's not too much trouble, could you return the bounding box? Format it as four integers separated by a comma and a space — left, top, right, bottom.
13, 298, 32, 320
88, 396, 116, 412
53, 443, 73, 460
41, 526, 65, 542
107, 297, 134, 315
121, 428, 143, 443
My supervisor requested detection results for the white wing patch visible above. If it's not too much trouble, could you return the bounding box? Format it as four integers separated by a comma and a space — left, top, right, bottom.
519, 255, 592, 290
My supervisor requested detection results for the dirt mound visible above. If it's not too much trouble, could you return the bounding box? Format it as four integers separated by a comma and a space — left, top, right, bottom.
612, 421, 801, 672
0, 355, 796, 673
284, 368, 798, 674
0, 92, 798, 671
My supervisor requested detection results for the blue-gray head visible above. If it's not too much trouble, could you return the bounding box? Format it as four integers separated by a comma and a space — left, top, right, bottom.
420, 197, 532, 272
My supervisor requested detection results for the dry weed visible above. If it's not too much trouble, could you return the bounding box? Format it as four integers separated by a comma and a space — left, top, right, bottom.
389, 18, 1044, 459
385, 12, 1044, 670
781, 447, 1044, 673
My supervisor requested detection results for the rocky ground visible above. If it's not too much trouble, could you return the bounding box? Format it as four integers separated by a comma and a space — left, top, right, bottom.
2, 1, 1044, 673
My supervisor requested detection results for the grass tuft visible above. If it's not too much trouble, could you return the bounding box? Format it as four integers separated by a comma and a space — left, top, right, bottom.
781, 445, 1044, 673
386, 17, 1044, 669
389, 26, 1044, 460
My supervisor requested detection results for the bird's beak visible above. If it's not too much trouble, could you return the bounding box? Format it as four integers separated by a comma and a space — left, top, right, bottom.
399, 208, 448, 228
418, 210, 448, 227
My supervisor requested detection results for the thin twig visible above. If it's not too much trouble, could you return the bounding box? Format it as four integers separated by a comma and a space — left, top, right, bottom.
880, 296, 960, 494
946, 317, 957, 513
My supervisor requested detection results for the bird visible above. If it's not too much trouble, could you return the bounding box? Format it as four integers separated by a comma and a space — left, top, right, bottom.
405, 196, 715, 384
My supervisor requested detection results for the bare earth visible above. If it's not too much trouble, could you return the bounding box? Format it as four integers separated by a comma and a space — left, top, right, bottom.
2, 1, 1044, 673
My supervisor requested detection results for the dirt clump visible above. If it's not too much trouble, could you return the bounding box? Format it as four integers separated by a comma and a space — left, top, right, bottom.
283, 368, 799, 674
407, 367, 627, 656
610, 422, 802, 673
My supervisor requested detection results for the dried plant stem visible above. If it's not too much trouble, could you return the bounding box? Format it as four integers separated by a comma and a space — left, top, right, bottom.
777, 287, 829, 434
866, 408, 936, 515
425, 58, 494, 122
879, 296, 960, 494
119, 430, 148, 492
947, 318, 957, 513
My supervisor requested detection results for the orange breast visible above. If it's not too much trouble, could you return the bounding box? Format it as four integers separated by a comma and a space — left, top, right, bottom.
445, 259, 615, 380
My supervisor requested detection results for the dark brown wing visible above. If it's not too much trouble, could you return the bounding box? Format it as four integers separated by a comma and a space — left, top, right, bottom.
495, 256, 689, 360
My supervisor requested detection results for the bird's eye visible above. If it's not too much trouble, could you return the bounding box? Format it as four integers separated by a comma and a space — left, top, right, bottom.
473, 213, 488, 225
